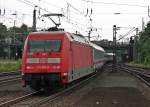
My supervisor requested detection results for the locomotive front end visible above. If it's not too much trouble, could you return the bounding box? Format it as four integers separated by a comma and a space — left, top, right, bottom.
21, 32, 68, 91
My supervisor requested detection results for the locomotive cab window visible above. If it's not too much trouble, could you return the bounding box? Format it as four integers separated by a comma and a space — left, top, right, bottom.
28, 39, 61, 52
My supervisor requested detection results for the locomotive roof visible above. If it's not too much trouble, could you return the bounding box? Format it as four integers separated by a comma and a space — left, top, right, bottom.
89, 42, 105, 52
29, 31, 89, 44
28, 31, 105, 52
29, 31, 66, 35
69, 33, 89, 44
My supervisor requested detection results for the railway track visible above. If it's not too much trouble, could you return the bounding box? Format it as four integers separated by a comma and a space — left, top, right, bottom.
0, 71, 100, 107
0, 75, 21, 86
0, 71, 20, 77
0, 92, 38, 107
3, 63, 146, 107
120, 64, 150, 87
124, 64, 150, 75
0, 71, 21, 86
28, 74, 97, 107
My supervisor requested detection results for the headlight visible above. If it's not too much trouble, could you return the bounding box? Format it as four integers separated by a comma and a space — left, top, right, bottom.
26, 65, 34, 70
52, 65, 61, 70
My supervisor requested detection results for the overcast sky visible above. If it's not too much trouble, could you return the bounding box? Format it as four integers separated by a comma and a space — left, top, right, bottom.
0, 0, 150, 41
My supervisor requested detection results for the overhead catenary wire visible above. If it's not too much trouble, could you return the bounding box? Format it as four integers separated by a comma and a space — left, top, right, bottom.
1, 0, 93, 39
67, 2, 85, 16
0, 8, 33, 16
16, 0, 52, 13
24, 0, 88, 29
41, 0, 62, 9
11, 0, 94, 34
15, 0, 34, 7
117, 27, 136, 41
1, 1, 93, 39
23, 0, 52, 13
82, 0, 147, 8
62, 15, 87, 30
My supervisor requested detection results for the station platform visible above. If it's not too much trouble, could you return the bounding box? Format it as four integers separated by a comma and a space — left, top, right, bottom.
73, 69, 150, 107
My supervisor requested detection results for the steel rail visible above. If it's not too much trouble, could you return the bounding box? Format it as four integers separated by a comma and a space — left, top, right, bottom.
0, 92, 38, 107
0, 76, 21, 86
126, 64, 150, 70
121, 64, 150, 87
0, 75, 21, 82
28, 73, 97, 107
0, 71, 20, 77
0, 65, 106, 107
124, 64, 150, 74
0, 73, 97, 107
123, 64, 150, 76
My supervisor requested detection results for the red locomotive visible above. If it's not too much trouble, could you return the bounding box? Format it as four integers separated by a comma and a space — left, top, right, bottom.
21, 31, 105, 91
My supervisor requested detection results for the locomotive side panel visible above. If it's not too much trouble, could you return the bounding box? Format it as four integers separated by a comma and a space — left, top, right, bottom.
60, 35, 70, 84
68, 42, 93, 82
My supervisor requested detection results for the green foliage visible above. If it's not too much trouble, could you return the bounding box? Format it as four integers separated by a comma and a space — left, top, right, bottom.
137, 22, 150, 65
0, 23, 7, 39
0, 23, 30, 43
8, 24, 29, 43
128, 62, 150, 68
0, 59, 21, 72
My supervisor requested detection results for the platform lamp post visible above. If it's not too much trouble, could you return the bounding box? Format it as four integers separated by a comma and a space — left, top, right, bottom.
133, 28, 139, 62
12, 12, 18, 59
112, 25, 120, 72
112, 13, 121, 72
112, 25, 117, 72
32, 6, 38, 32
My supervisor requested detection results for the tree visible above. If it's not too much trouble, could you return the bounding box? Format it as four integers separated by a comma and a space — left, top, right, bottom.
137, 22, 150, 65
20, 24, 28, 33
8, 24, 29, 43
18, 24, 29, 43
0, 23, 7, 39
